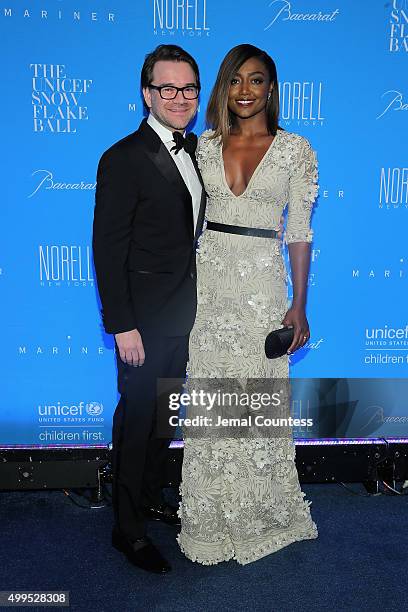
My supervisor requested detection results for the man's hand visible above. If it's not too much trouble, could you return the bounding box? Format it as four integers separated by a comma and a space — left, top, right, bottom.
115, 329, 145, 367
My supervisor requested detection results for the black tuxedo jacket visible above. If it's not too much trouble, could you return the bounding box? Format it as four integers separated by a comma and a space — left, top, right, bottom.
92, 119, 206, 337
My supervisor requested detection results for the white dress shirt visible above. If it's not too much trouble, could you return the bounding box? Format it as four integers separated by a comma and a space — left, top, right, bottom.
147, 113, 202, 232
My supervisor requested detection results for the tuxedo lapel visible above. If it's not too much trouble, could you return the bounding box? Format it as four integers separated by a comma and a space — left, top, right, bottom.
194, 190, 207, 245
189, 150, 207, 245
151, 143, 194, 206
139, 120, 193, 233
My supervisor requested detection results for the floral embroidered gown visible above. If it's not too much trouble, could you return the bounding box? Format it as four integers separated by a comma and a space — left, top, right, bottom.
177, 129, 319, 565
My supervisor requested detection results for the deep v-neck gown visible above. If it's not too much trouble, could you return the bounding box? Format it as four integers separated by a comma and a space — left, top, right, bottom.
177, 129, 319, 565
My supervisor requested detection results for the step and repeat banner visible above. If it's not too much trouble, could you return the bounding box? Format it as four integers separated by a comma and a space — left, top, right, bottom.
1, 1, 407, 447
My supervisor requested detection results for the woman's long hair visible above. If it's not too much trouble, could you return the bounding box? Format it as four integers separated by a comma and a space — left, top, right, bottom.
206, 44, 279, 140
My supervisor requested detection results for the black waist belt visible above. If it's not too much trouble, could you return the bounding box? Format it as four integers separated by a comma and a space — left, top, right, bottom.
206, 221, 278, 239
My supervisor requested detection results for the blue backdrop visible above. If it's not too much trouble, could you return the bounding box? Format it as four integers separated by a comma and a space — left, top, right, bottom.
1, 0, 407, 447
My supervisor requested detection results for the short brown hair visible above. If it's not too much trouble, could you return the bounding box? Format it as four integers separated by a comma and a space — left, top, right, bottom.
141, 44, 200, 90
206, 44, 279, 141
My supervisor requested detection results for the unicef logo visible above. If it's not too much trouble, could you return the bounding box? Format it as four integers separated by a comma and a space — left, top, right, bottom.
86, 402, 104, 416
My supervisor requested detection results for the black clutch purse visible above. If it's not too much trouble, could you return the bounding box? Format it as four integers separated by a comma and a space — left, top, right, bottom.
265, 326, 294, 359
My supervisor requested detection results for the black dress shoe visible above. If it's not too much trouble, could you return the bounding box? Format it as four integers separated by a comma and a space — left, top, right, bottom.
144, 504, 181, 526
112, 528, 171, 574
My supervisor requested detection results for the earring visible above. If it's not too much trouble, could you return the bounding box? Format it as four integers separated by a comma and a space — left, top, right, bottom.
267, 92, 271, 100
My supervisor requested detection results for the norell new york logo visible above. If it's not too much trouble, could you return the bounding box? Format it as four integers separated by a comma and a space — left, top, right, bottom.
153, 0, 209, 36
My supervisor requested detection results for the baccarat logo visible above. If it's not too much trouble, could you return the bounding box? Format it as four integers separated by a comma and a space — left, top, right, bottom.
28, 170, 96, 198
376, 90, 408, 120
265, 0, 339, 30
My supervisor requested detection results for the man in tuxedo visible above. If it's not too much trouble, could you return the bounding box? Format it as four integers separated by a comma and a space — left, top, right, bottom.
92, 45, 205, 574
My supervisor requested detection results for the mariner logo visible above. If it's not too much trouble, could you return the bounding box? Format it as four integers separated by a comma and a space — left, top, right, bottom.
153, 0, 210, 36
3, 7, 115, 23
18, 336, 106, 357
352, 258, 405, 280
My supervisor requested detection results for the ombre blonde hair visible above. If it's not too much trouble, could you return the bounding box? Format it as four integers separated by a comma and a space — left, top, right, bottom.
206, 44, 280, 141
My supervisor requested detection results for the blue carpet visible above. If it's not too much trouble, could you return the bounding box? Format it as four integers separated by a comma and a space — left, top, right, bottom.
0, 484, 407, 612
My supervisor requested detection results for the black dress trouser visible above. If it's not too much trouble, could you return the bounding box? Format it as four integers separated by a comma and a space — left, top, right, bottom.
111, 332, 189, 541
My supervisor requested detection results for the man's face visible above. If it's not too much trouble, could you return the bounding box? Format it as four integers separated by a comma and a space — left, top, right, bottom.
143, 60, 199, 132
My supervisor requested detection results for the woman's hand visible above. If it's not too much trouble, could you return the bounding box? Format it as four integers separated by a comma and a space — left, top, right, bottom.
281, 306, 310, 354
277, 215, 284, 240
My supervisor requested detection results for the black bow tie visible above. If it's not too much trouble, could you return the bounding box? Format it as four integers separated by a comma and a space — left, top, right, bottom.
171, 131, 197, 155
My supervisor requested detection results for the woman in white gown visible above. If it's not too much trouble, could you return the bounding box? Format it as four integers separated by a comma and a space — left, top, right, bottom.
177, 44, 319, 565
